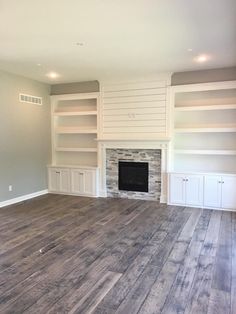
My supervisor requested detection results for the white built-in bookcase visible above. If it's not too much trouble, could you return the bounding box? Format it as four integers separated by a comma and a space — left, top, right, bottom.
50, 92, 99, 167
170, 80, 236, 174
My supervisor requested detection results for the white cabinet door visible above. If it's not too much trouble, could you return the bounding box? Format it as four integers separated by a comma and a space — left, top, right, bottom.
60, 169, 71, 193
49, 168, 70, 193
221, 176, 236, 210
71, 169, 96, 196
204, 175, 222, 208
169, 174, 186, 205
185, 175, 203, 207
71, 170, 85, 194
83, 170, 96, 195
49, 169, 61, 192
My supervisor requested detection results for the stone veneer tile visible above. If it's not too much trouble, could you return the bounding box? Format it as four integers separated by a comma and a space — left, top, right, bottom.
106, 149, 161, 201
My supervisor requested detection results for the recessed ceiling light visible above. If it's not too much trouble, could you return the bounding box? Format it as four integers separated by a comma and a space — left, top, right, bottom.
37, 63, 41, 66
187, 48, 193, 52
46, 71, 60, 79
75, 42, 84, 46
194, 54, 210, 63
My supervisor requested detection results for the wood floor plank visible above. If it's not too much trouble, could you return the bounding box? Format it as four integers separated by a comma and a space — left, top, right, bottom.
0, 195, 233, 314
184, 254, 214, 314
231, 212, 236, 314
201, 210, 222, 257
211, 211, 232, 293
207, 288, 231, 314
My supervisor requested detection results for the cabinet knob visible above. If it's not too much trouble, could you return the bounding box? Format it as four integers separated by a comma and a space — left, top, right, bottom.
186, 179, 188, 182
222, 181, 224, 184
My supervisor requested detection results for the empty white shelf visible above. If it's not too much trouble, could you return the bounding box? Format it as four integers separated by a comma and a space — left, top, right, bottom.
54, 111, 97, 116
56, 127, 97, 134
175, 104, 236, 111
174, 149, 236, 155
175, 124, 236, 133
55, 147, 98, 152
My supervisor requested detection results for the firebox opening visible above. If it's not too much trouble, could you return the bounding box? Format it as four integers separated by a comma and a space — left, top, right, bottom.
118, 161, 149, 192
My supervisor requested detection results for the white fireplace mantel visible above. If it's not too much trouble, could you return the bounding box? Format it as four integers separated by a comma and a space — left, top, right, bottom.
97, 139, 170, 203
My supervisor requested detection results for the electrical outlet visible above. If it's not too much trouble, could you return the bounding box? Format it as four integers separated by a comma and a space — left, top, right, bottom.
9, 185, 12, 192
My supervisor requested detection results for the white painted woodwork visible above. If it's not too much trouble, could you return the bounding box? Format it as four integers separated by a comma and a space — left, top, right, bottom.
49, 169, 60, 192
170, 81, 236, 175
175, 124, 236, 133
50, 92, 99, 168
175, 104, 236, 111
221, 176, 236, 209
169, 173, 203, 207
185, 175, 203, 206
169, 172, 236, 210
203, 175, 222, 208
49, 168, 71, 193
169, 173, 185, 205
60, 169, 71, 193
71, 169, 96, 196
48, 166, 97, 197
101, 80, 170, 140
54, 110, 98, 116
103, 81, 166, 92
55, 147, 97, 152
174, 150, 236, 156
56, 127, 97, 134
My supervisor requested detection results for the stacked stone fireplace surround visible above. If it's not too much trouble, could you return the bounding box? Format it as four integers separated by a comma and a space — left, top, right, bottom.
106, 148, 162, 201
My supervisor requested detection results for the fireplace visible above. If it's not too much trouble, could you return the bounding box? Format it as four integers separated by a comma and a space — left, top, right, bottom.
105, 148, 162, 201
118, 161, 148, 192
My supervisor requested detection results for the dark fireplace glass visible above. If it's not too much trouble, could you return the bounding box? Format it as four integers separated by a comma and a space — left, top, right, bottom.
118, 161, 148, 192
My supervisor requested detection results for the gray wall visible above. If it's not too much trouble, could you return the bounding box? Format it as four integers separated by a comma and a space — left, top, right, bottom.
0, 70, 51, 202
171, 66, 236, 85
51, 80, 99, 95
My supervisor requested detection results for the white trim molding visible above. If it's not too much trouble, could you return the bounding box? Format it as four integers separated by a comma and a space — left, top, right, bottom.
0, 190, 48, 208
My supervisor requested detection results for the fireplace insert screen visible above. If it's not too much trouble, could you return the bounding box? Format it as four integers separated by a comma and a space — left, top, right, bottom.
118, 161, 149, 192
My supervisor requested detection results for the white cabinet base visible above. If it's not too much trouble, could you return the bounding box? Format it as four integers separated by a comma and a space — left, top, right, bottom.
169, 172, 236, 211
48, 166, 98, 197
169, 173, 203, 208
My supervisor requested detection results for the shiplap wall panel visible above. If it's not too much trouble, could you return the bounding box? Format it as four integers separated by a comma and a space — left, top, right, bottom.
103, 94, 166, 104
103, 107, 166, 116
104, 126, 166, 133
103, 100, 166, 110
104, 120, 166, 127
103, 81, 166, 91
104, 113, 166, 122
104, 88, 166, 98
101, 80, 169, 139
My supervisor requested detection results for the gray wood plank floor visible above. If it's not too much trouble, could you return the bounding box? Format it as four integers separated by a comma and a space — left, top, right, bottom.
0, 194, 235, 314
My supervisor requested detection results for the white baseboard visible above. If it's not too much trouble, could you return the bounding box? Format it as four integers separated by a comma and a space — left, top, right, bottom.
0, 189, 48, 208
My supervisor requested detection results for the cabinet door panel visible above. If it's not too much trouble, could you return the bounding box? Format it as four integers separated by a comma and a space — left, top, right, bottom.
49, 169, 60, 192
169, 174, 185, 205
60, 170, 71, 193
185, 175, 203, 207
71, 170, 84, 194
84, 171, 95, 195
204, 175, 221, 208
221, 176, 236, 210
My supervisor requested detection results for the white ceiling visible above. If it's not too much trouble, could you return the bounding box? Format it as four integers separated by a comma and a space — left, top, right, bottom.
0, 0, 235, 83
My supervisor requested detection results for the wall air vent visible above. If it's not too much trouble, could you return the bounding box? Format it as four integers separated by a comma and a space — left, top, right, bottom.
19, 93, 42, 105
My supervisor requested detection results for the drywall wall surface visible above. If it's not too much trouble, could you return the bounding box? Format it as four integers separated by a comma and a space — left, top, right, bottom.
51, 80, 99, 95
172, 67, 236, 85
0, 70, 51, 202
